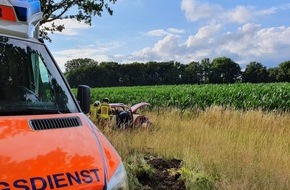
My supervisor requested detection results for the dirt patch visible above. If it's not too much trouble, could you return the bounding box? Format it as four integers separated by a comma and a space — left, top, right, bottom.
137, 156, 186, 190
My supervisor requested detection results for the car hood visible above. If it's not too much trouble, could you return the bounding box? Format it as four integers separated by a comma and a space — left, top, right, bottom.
131, 102, 150, 113
0, 113, 120, 189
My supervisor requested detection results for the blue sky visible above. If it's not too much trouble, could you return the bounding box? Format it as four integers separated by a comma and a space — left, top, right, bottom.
43, 0, 290, 72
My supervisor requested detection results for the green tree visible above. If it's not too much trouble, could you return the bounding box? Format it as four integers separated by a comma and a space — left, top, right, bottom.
119, 63, 146, 86
65, 58, 96, 72
162, 61, 182, 85
183, 61, 202, 84
200, 58, 211, 83
243, 62, 268, 83
277, 61, 290, 82
98, 62, 120, 87
210, 57, 241, 84
66, 63, 115, 88
40, 0, 117, 41
268, 67, 279, 82
65, 66, 88, 88
145, 61, 161, 85
145, 61, 181, 85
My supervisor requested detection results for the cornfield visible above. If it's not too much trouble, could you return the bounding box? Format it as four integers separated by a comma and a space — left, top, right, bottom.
74, 83, 290, 111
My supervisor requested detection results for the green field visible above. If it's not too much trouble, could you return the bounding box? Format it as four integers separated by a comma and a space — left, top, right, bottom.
74, 83, 290, 111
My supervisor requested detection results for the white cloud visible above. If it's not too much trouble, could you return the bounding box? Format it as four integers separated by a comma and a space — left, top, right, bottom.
181, 0, 284, 25
52, 48, 103, 71
223, 6, 254, 24
51, 40, 126, 71
255, 7, 277, 16
185, 23, 222, 48
129, 34, 182, 62
152, 34, 181, 56
181, 0, 223, 22
41, 19, 92, 36
52, 44, 120, 71
176, 0, 290, 67
181, 1, 255, 24
168, 28, 185, 34
123, 23, 290, 68
53, 22, 290, 71
212, 24, 290, 67
146, 29, 169, 36
94, 41, 125, 52
146, 28, 185, 37
217, 25, 260, 56
218, 24, 290, 56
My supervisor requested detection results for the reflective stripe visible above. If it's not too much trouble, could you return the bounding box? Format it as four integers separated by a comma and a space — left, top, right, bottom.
90, 106, 100, 119
99, 104, 110, 119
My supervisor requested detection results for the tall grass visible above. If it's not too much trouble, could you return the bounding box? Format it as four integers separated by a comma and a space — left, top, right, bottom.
104, 108, 290, 189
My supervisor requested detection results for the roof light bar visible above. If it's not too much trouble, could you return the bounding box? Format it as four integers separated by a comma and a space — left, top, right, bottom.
0, 0, 42, 39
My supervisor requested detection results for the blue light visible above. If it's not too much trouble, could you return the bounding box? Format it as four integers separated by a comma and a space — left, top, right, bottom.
13, 6, 27, 21
9, 0, 41, 22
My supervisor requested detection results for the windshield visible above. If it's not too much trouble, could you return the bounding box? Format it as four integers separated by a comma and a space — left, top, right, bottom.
0, 36, 79, 116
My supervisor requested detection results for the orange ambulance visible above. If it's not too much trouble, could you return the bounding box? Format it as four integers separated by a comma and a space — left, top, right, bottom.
0, 0, 128, 189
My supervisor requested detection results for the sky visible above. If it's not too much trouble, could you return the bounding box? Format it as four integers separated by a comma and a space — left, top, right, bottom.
44, 0, 290, 72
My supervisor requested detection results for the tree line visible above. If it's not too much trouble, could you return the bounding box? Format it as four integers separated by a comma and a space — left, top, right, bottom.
64, 57, 290, 88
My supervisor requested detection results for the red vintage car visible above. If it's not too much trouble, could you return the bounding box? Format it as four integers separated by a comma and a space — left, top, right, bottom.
110, 102, 151, 129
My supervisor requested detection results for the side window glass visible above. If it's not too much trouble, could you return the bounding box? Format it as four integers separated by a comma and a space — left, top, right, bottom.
31, 53, 51, 101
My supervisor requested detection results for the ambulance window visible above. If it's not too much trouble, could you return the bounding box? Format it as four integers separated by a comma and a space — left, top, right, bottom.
0, 36, 79, 115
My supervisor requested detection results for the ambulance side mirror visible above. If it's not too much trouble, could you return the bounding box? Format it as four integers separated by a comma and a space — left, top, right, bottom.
77, 85, 90, 114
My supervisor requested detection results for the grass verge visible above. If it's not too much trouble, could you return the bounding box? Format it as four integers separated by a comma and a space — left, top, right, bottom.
102, 107, 290, 189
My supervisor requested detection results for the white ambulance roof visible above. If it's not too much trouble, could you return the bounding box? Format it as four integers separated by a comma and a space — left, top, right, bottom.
0, 0, 42, 39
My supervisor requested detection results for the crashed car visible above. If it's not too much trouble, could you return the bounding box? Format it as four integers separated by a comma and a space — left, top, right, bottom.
110, 102, 151, 129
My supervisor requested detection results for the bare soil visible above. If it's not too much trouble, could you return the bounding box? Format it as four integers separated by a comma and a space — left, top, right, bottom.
137, 156, 186, 190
